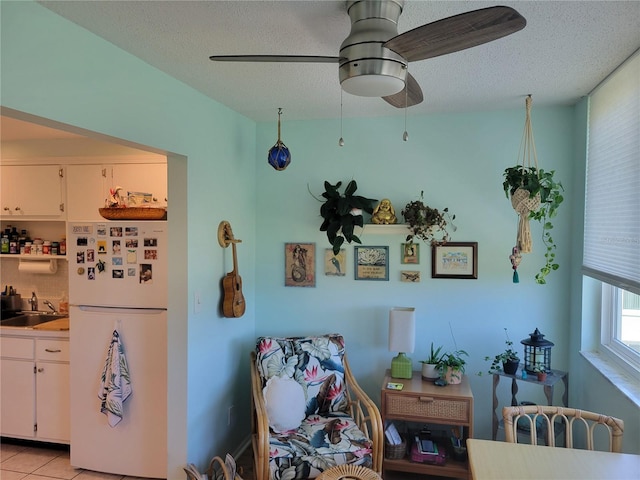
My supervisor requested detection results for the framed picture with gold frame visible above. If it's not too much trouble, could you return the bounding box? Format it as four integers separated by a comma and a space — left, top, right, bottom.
401, 242, 419, 264
431, 242, 478, 279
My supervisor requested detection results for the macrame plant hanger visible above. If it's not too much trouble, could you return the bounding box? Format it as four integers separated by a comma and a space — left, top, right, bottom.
510, 95, 540, 283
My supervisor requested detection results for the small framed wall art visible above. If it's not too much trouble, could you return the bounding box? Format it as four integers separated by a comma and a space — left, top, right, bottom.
400, 270, 421, 282
324, 248, 346, 276
285, 243, 316, 287
401, 242, 419, 264
432, 242, 478, 279
354, 246, 389, 281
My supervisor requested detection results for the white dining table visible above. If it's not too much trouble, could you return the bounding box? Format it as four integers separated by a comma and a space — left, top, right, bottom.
466, 438, 640, 480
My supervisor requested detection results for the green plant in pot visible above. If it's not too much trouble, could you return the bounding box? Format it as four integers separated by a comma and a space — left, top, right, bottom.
503, 166, 564, 284
533, 363, 548, 381
436, 349, 468, 385
482, 328, 520, 375
420, 342, 444, 381
314, 180, 377, 255
401, 191, 456, 246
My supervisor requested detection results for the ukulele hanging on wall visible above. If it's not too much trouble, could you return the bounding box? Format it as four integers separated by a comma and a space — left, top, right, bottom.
218, 221, 246, 318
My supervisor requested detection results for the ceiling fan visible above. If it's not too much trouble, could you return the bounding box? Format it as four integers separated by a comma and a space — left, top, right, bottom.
210, 1, 526, 108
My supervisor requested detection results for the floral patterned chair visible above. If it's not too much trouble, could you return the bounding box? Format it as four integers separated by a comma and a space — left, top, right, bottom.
251, 334, 383, 480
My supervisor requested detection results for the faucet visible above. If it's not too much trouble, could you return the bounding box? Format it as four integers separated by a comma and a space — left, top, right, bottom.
29, 291, 38, 311
43, 300, 57, 314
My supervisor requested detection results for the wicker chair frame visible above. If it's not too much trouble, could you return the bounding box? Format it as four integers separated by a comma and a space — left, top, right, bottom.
502, 405, 624, 453
250, 351, 383, 480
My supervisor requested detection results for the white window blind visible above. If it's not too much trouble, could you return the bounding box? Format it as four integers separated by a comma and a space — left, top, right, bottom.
584, 52, 640, 295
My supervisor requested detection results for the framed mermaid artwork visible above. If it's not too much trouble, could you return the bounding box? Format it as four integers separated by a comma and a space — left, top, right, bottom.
285, 242, 316, 287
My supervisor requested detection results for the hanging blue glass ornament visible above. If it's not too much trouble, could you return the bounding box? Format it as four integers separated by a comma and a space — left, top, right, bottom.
267, 108, 291, 171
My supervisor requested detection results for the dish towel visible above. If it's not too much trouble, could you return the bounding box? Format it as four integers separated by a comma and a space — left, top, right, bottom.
98, 329, 132, 427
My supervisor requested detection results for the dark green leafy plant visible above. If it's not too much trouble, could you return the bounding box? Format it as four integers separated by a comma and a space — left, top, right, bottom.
502, 166, 564, 284
480, 328, 520, 375
401, 191, 456, 246
315, 180, 377, 255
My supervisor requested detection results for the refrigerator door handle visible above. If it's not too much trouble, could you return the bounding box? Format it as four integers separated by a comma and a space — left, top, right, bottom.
76, 305, 166, 315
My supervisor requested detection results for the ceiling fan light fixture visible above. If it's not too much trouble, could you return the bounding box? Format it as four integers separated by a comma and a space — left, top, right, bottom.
341, 74, 405, 97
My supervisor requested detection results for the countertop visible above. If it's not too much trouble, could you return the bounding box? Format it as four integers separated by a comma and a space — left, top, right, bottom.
0, 317, 69, 338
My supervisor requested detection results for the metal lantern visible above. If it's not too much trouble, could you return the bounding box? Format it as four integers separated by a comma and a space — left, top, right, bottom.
267, 107, 291, 171
521, 328, 554, 373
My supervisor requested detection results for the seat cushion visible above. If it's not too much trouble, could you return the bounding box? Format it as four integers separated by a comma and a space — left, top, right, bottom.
268, 412, 374, 479
256, 335, 348, 415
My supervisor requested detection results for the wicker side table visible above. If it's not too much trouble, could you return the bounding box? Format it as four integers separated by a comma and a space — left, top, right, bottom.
316, 464, 382, 480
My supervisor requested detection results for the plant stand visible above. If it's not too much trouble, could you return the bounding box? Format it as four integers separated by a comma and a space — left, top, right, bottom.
491, 366, 568, 441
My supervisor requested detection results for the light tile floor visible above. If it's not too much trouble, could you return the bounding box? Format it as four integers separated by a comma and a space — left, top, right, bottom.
0, 440, 150, 480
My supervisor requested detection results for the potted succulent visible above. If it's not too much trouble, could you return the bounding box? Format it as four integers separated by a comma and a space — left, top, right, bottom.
482, 328, 520, 375
313, 180, 377, 255
533, 364, 548, 382
401, 191, 456, 246
420, 342, 444, 381
503, 166, 564, 284
437, 349, 468, 385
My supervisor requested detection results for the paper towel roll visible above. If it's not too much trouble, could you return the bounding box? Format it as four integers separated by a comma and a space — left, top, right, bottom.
18, 259, 58, 274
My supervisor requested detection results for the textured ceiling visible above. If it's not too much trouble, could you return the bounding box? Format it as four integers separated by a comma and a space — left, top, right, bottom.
28, 0, 640, 123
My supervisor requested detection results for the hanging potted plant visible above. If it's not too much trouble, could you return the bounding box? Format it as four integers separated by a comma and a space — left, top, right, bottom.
312, 180, 377, 255
504, 95, 564, 285
401, 191, 455, 246
482, 328, 520, 375
420, 342, 444, 381
503, 166, 564, 284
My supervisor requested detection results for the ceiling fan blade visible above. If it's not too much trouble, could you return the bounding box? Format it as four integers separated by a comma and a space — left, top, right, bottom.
210, 55, 339, 63
384, 6, 526, 62
382, 73, 423, 108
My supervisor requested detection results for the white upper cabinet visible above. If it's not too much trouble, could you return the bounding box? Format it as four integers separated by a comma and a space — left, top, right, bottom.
66, 163, 167, 222
0, 165, 65, 219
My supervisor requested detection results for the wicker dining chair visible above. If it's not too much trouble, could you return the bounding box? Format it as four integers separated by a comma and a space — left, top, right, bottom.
502, 405, 624, 452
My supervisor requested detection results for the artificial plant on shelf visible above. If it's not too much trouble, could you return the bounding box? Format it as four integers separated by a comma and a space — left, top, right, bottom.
401, 191, 456, 246
312, 180, 377, 255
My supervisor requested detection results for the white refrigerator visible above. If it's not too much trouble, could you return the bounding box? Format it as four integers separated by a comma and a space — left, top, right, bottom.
68, 221, 167, 478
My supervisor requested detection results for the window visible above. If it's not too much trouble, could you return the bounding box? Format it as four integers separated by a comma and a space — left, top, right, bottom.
601, 286, 640, 376
584, 51, 639, 375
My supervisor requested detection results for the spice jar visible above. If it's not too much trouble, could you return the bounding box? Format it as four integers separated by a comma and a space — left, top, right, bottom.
43, 241, 51, 255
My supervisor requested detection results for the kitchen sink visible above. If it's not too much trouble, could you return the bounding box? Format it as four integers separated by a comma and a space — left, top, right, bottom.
0, 313, 68, 328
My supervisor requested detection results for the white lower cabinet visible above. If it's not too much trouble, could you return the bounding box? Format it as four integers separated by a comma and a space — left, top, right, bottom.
0, 335, 70, 443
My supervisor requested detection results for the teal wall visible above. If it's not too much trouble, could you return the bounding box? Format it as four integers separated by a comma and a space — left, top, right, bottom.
2, 2, 638, 477
254, 107, 577, 437
2, 2, 257, 478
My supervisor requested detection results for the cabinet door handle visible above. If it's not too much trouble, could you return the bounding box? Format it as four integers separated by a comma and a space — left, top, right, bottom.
419, 396, 434, 402
45, 348, 62, 353
37, 367, 44, 373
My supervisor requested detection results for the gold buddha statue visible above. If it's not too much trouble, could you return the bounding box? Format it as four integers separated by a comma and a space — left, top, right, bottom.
372, 198, 397, 224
